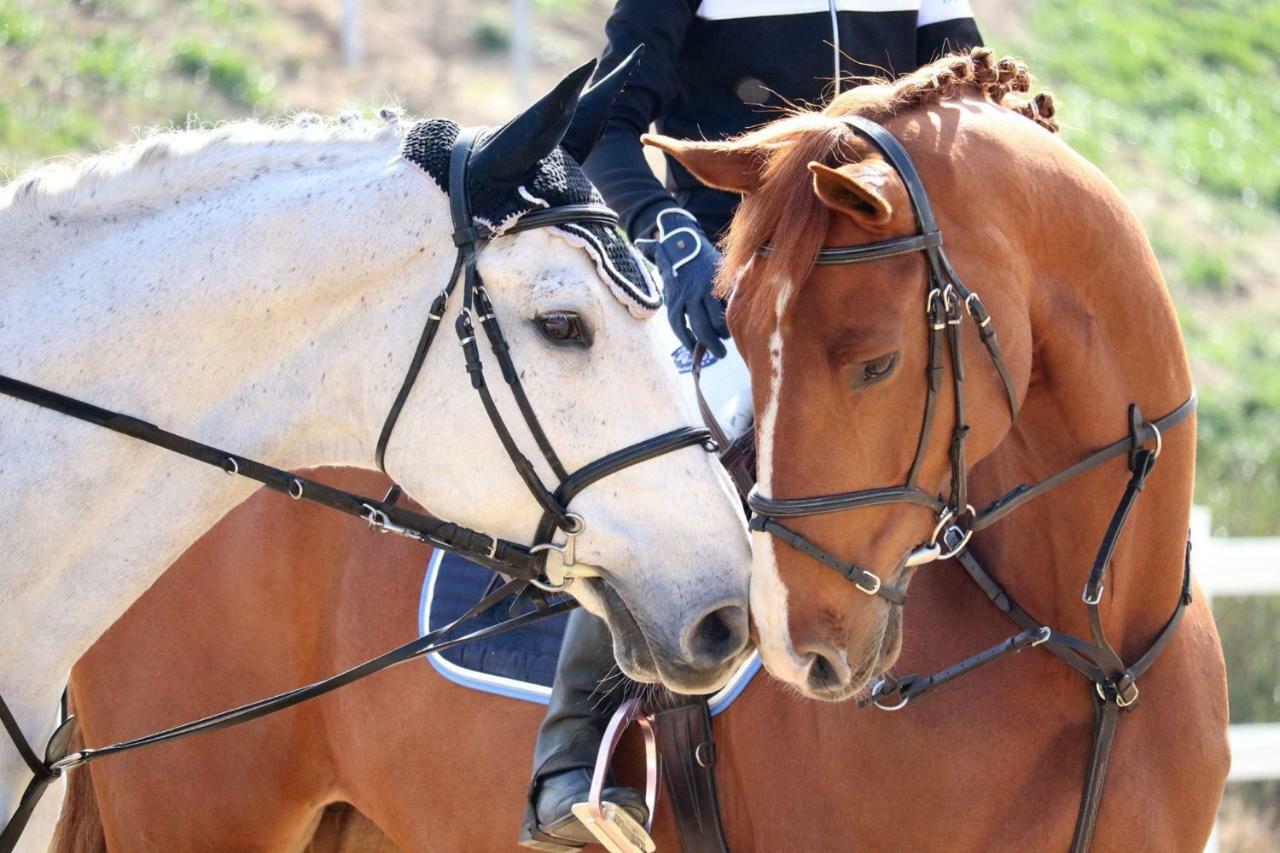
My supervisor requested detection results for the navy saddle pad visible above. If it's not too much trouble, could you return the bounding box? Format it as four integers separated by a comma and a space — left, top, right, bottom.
418, 550, 762, 710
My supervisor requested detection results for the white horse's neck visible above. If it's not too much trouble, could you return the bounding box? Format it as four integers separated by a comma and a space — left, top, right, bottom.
0, 122, 450, 820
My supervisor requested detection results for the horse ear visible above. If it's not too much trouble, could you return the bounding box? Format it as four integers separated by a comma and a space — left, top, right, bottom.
562, 46, 644, 164
808, 160, 898, 228
469, 59, 597, 185
642, 134, 771, 195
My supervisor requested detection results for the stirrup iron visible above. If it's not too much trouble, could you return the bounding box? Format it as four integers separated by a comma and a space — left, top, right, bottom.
569, 698, 659, 853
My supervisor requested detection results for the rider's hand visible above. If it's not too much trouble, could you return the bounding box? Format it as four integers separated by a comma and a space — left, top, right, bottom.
638, 208, 729, 359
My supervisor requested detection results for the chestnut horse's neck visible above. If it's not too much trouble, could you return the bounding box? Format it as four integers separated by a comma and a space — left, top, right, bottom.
961, 114, 1195, 657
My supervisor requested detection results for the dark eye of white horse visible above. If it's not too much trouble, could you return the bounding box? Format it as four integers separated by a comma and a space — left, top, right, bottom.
852, 352, 898, 390
536, 312, 592, 347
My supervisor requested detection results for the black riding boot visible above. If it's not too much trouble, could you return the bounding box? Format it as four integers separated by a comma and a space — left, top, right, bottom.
519, 608, 648, 851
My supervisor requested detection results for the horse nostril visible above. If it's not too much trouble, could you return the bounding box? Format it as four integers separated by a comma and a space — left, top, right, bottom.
804, 648, 851, 693
683, 605, 749, 666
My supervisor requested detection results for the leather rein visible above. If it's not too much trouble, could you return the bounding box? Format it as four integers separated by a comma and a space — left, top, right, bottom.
0, 128, 715, 850
747, 115, 1197, 853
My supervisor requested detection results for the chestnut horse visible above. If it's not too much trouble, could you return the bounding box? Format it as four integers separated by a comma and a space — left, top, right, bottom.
58, 52, 1227, 852
648, 48, 1229, 848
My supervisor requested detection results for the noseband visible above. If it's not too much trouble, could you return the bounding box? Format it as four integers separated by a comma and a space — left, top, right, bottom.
747, 115, 1194, 604
746, 115, 1198, 853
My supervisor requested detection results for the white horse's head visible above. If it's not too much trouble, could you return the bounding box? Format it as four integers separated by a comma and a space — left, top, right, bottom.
0, 59, 751, 729
382, 62, 753, 693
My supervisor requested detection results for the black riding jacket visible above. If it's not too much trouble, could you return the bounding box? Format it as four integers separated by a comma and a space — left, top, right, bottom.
582, 0, 982, 239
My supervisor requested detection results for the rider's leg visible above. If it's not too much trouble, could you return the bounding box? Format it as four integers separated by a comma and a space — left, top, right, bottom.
520, 608, 647, 850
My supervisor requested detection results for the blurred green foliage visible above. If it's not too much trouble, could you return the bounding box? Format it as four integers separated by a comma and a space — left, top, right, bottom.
0, 0, 41, 47
1004, 0, 1280, 534
471, 17, 509, 53
0, 0, 280, 174
1029, 0, 1280, 213
171, 38, 271, 107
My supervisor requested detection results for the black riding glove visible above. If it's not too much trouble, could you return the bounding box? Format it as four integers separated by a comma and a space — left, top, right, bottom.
638, 209, 729, 359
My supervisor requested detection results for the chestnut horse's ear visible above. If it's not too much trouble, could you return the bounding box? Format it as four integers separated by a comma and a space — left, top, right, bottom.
808, 160, 900, 229
641, 134, 770, 195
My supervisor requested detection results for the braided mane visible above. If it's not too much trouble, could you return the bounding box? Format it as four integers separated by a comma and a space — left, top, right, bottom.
866, 47, 1058, 133
718, 48, 1057, 300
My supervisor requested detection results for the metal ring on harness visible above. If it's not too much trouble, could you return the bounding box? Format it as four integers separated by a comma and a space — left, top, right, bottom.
936, 507, 976, 561
869, 676, 910, 711
529, 513, 587, 587
288, 478, 304, 500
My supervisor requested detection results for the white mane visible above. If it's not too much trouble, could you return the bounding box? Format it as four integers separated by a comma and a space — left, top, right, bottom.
0, 112, 408, 238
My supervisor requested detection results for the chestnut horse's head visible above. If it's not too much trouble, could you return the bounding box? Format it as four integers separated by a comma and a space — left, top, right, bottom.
647, 50, 1060, 700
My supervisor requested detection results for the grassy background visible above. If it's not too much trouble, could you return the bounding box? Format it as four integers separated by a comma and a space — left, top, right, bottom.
3, 0, 1277, 847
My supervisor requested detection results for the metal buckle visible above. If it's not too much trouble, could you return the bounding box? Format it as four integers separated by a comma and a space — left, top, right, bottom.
1082, 582, 1104, 606
965, 292, 993, 327
855, 571, 882, 597
1031, 626, 1052, 646
288, 478, 304, 500
1095, 678, 1140, 708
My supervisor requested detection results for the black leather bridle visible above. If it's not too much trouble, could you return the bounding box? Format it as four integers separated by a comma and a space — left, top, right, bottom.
0, 127, 715, 851
747, 116, 1197, 853
374, 125, 717, 584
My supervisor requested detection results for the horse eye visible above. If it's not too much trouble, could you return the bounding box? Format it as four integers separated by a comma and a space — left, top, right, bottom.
852, 352, 898, 390
536, 312, 592, 347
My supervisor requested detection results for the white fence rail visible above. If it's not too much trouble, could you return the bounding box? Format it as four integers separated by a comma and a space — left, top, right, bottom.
1193, 506, 1280, 785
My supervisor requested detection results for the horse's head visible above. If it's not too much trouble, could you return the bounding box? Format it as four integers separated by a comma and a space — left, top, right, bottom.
390, 59, 752, 694
647, 53, 1050, 699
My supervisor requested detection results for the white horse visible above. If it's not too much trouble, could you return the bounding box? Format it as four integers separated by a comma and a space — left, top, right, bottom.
0, 63, 751, 848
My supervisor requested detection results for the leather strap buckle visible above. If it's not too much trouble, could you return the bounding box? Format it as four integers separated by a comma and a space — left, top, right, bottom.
1095, 673, 1140, 709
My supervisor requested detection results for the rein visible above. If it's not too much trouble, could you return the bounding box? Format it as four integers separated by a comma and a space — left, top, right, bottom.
0, 127, 716, 850
747, 115, 1197, 852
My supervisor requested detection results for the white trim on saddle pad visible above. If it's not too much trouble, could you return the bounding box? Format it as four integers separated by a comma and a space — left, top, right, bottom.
418, 549, 761, 714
